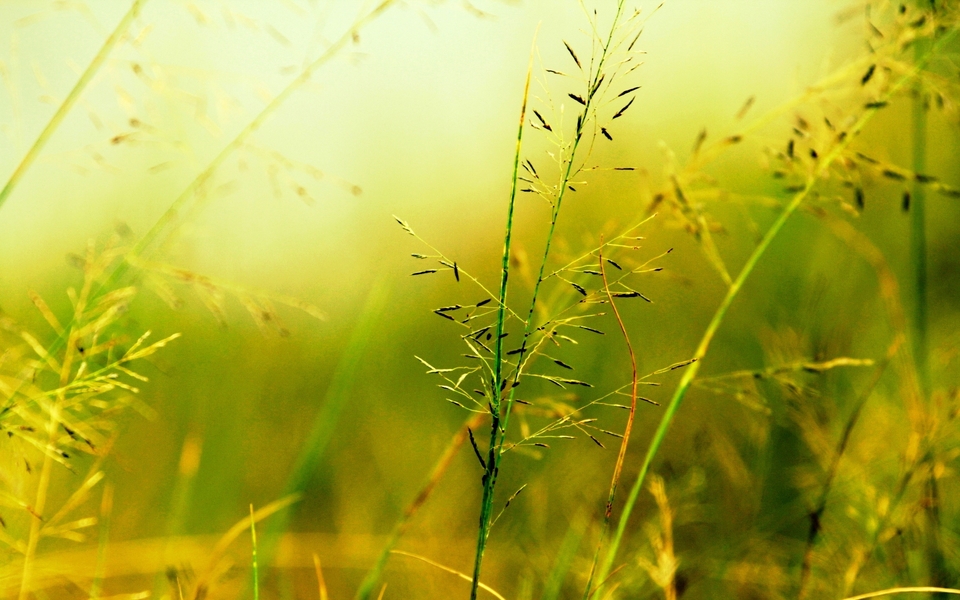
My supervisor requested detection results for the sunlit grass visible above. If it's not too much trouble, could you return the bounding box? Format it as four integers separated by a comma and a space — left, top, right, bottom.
1, 1, 960, 599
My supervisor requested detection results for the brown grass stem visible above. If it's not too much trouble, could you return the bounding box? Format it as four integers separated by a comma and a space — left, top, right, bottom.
581, 237, 639, 599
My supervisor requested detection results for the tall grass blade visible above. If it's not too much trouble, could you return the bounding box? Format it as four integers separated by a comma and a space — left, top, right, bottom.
468, 28, 537, 600
593, 24, 960, 594
250, 505, 260, 600
260, 280, 391, 566
356, 413, 485, 600
0, 0, 147, 213
540, 512, 587, 600
581, 238, 639, 599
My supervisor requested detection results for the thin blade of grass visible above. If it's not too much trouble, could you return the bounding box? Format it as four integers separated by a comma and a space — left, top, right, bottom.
540, 511, 587, 600
250, 505, 259, 600
842, 588, 960, 600
593, 25, 960, 593
260, 280, 391, 567
582, 236, 639, 599
89, 484, 113, 600
393, 551, 505, 600
0, 0, 147, 213
355, 413, 485, 600
313, 554, 328, 600
469, 25, 537, 600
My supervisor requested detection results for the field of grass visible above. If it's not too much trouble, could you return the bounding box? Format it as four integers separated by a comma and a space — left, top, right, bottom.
1, 1, 960, 599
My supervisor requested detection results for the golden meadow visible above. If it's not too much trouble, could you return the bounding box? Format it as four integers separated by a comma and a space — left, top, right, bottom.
1, 1, 959, 598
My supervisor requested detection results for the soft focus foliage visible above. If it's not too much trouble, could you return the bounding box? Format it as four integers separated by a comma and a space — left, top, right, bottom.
1, 1, 959, 599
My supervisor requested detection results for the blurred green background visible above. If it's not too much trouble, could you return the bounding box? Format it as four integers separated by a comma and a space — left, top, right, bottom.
1, 1, 959, 598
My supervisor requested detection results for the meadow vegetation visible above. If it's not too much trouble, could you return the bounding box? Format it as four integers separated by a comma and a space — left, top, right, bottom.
0, 1, 959, 599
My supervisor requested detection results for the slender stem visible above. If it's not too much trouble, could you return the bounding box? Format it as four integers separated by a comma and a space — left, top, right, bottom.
355, 413, 485, 600
19, 262, 97, 600
468, 36, 536, 600
581, 238, 639, 599
910, 35, 930, 400
0, 0, 147, 214
841, 587, 960, 600
250, 505, 260, 600
910, 20, 948, 594
594, 26, 959, 589
470, 6, 629, 594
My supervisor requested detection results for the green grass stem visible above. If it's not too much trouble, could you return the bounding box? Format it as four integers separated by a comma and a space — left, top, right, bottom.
592, 25, 960, 595
910, 34, 930, 400
0, 0, 147, 214
471, 7, 629, 596
469, 32, 536, 600
259, 280, 391, 566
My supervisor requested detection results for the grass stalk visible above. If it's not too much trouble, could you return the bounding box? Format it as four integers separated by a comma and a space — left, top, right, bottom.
355, 413, 486, 600
593, 25, 960, 593
910, 24, 950, 596
18, 259, 98, 600
89, 483, 114, 600
468, 34, 536, 600
541, 511, 587, 600
0, 0, 147, 214
581, 238, 639, 599
250, 505, 260, 600
313, 554, 329, 600
259, 281, 391, 565
471, 7, 629, 596
910, 27, 930, 401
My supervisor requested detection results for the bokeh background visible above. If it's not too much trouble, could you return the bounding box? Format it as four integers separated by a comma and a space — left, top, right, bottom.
1, 0, 959, 598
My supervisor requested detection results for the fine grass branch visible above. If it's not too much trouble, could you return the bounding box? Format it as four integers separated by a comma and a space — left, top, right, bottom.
581, 236, 640, 599
592, 22, 960, 595
470, 3, 644, 596
0, 0, 147, 213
